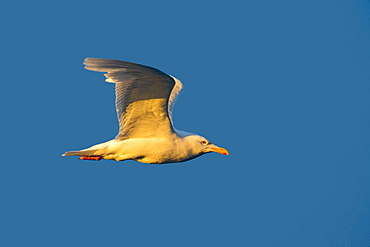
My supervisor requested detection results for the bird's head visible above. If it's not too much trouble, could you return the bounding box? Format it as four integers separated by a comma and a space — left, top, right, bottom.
188, 135, 229, 156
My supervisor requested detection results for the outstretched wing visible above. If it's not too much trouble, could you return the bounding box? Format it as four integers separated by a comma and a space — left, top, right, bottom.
84, 58, 183, 140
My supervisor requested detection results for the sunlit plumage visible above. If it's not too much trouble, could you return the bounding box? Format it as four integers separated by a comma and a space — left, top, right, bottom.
63, 58, 229, 164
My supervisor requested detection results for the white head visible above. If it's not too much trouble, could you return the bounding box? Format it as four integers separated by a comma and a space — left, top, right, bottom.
184, 135, 229, 156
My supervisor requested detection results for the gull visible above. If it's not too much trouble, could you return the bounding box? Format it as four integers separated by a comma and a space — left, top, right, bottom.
63, 58, 229, 164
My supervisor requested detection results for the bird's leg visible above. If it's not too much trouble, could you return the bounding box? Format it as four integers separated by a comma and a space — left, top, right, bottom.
79, 156, 103, 161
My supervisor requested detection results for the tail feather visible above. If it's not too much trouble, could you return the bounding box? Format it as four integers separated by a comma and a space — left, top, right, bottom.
62, 150, 98, 157
63, 140, 112, 157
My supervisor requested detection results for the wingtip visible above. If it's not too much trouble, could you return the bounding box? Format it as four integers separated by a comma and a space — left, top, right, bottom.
83, 57, 94, 66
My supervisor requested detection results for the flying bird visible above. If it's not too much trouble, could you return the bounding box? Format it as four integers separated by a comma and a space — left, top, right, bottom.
63, 58, 229, 164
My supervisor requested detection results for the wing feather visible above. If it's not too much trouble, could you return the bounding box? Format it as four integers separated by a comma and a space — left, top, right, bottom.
168, 76, 183, 121
83, 58, 181, 139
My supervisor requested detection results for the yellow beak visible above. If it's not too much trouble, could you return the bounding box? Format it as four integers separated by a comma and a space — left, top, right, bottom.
210, 146, 229, 155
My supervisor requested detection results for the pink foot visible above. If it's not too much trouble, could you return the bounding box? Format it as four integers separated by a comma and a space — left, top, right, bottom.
79, 156, 103, 161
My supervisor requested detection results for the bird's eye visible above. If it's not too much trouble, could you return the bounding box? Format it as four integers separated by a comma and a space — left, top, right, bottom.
201, 140, 207, 145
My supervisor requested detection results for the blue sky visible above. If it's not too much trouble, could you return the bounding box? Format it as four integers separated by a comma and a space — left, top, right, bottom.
1, 0, 370, 246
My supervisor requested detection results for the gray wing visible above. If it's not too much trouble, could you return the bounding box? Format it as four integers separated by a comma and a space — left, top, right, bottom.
168, 76, 183, 122
84, 58, 183, 140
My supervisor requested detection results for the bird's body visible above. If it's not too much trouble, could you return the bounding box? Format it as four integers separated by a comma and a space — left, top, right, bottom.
63, 58, 228, 164
66, 134, 208, 164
